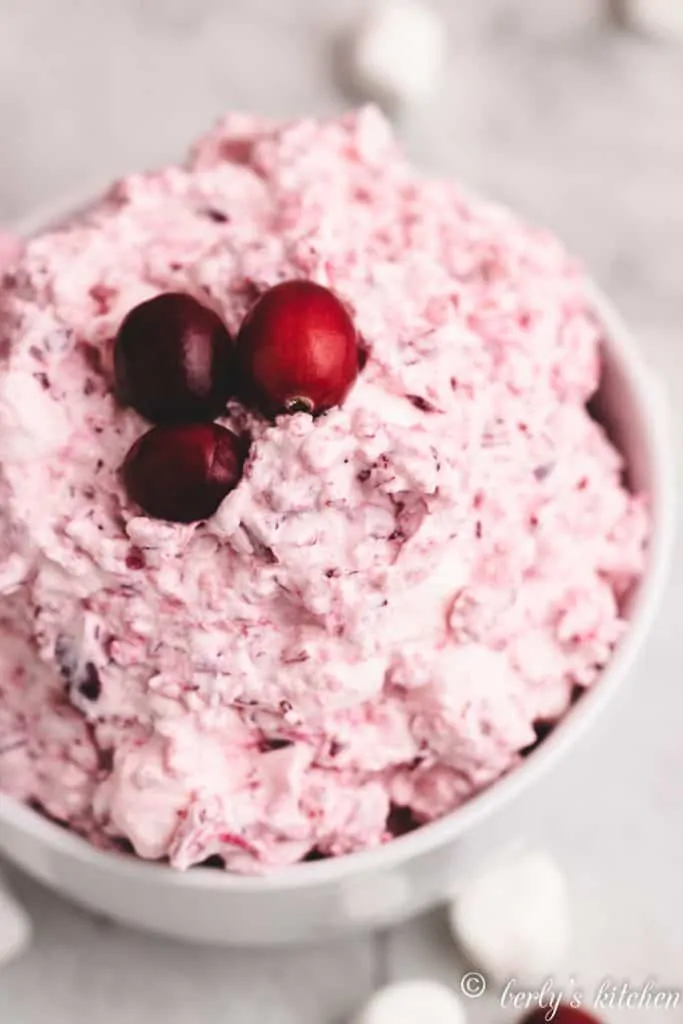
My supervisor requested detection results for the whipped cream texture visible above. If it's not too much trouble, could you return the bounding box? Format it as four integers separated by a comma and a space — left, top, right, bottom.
0, 110, 647, 871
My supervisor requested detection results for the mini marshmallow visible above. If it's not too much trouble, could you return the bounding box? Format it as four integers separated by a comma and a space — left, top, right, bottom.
610, 0, 683, 39
354, 980, 467, 1024
448, 849, 570, 984
346, 0, 446, 108
0, 874, 32, 967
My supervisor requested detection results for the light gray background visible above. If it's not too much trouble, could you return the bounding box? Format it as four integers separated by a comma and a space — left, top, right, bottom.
1, 1, 682, 1022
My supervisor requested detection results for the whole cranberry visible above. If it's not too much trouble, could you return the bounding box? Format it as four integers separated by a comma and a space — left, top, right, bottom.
521, 1007, 602, 1024
235, 280, 359, 417
114, 292, 233, 424
123, 423, 244, 523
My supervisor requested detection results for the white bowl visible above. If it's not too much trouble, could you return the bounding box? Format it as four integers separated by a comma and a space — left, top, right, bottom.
0, 196, 675, 945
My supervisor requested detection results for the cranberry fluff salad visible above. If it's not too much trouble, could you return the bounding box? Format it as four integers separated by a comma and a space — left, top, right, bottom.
0, 108, 647, 873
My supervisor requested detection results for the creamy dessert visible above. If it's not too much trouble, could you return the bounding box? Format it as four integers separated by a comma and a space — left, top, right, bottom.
0, 109, 647, 872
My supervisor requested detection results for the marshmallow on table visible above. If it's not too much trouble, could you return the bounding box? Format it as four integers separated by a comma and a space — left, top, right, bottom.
448, 849, 570, 985
609, 0, 683, 39
345, 0, 446, 108
0, 873, 32, 967
353, 980, 467, 1024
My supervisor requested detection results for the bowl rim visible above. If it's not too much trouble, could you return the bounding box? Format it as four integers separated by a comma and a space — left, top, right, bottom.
0, 197, 675, 892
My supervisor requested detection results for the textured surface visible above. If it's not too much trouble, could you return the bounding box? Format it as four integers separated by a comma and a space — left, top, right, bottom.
0, 108, 646, 872
1, 0, 682, 1021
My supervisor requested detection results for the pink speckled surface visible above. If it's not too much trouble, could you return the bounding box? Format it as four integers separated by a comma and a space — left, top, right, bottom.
0, 233, 22, 270
0, 109, 646, 872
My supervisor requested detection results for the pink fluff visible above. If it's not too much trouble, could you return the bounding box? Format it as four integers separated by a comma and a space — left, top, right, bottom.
0, 108, 647, 872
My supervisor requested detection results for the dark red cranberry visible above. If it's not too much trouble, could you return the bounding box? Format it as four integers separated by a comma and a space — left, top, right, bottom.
235, 280, 359, 417
303, 848, 329, 862
123, 423, 245, 523
259, 737, 294, 752
78, 663, 102, 701
386, 804, 421, 837
521, 1008, 602, 1024
521, 719, 555, 757
125, 546, 146, 570
114, 292, 234, 424
199, 854, 225, 869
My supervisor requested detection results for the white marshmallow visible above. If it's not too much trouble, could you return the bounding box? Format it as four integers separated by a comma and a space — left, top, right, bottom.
448, 849, 570, 984
347, 0, 446, 107
0, 875, 31, 967
353, 980, 467, 1024
610, 0, 683, 39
